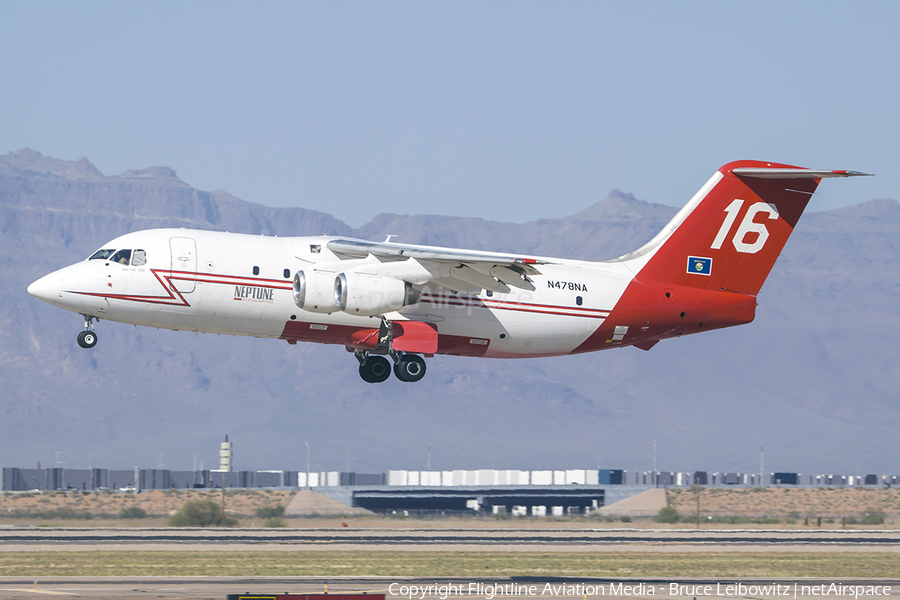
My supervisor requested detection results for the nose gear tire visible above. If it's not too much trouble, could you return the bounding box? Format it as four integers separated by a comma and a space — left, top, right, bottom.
77, 330, 98, 349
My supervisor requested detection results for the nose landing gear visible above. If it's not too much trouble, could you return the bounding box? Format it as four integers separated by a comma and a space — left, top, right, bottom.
77, 315, 98, 349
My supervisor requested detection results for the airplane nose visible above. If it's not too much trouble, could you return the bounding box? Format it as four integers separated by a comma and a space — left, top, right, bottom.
27, 272, 62, 305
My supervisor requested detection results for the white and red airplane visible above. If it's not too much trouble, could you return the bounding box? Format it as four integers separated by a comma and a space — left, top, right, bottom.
28, 161, 866, 383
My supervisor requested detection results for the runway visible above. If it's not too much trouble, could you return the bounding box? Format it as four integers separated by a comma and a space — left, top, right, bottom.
0, 577, 899, 600
1, 530, 898, 599
1, 527, 899, 550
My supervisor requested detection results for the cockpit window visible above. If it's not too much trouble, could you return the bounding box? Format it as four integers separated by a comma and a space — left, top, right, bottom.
132, 249, 147, 266
110, 249, 132, 265
89, 249, 116, 260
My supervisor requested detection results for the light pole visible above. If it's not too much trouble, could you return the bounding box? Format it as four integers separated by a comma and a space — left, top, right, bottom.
759, 445, 764, 487
305, 441, 310, 490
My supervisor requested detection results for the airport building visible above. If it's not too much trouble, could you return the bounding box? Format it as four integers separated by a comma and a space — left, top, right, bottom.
1, 465, 895, 515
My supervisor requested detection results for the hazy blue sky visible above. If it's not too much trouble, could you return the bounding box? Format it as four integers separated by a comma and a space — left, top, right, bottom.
2, 1, 897, 227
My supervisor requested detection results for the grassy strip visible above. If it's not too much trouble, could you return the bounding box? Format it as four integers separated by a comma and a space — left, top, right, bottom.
0, 551, 897, 578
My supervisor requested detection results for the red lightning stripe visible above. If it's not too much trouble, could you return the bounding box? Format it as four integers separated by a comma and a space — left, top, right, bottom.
70, 269, 293, 306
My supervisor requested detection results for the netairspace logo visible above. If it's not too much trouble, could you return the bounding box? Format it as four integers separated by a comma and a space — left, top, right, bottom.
388, 582, 893, 600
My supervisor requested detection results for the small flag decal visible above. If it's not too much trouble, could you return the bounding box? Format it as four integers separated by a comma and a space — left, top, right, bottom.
687, 256, 712, 275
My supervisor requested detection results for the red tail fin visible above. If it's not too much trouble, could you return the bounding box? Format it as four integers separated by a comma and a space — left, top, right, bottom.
572, 161, 867, 355
624, 160, 861, 296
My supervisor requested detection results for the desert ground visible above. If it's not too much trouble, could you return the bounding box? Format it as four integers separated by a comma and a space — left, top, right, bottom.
0, 486, 898, 528
666, 486, 900, 522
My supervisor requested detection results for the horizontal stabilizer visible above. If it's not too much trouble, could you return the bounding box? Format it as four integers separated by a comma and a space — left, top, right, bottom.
732, 168, 872, 179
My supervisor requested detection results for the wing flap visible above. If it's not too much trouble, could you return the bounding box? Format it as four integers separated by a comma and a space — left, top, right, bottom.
428, 277, 482, 295
450, 265, 511, 293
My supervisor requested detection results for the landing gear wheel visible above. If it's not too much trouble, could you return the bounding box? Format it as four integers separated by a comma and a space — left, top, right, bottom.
394, 354, 426, 382
77, 330, 98, 349
359, 356, 391, 384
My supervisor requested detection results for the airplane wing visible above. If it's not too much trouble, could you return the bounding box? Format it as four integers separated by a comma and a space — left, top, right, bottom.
326, 238, 548, 293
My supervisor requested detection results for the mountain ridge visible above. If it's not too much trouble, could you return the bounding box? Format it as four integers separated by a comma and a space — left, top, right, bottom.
1, 149, 897, 476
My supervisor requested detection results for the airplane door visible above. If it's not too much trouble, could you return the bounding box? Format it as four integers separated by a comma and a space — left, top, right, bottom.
169, 237, 197, 293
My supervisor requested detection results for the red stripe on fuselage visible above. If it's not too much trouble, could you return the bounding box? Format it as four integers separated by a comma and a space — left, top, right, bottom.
69, 269, 292, 306
420, 294, 610, 319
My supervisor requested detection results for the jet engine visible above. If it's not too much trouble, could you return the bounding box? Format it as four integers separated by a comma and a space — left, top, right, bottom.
293, 270, 340, 313
334, 272, 420, 316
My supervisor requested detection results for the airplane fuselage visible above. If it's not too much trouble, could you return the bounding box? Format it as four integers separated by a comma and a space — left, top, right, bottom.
31, 228, 661, 359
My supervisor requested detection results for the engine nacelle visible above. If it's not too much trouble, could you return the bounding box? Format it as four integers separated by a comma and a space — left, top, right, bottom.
293, 270, 340, 313
335, 272, 420, 316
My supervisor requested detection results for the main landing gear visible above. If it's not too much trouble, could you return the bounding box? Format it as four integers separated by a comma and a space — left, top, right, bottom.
357, 354, 391, 383
355, 351, 427, 384
394, 354, 426, 382
354, 317, 428, 384
76, 315, 98, 349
